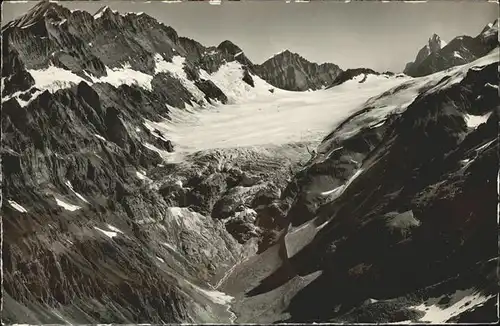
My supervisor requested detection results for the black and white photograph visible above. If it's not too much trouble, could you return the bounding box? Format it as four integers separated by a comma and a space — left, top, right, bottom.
1, 0, 499, 324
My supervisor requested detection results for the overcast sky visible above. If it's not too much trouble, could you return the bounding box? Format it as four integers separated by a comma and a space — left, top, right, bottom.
2, 1, 498, 72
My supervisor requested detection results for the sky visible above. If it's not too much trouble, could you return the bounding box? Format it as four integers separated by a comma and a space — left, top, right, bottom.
2, 1, 498, 72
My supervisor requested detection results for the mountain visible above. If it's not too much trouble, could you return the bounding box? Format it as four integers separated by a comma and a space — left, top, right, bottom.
2, 1, 499, 324
254, 50, 343, 91
327, 68, 398, 88
404, 20, 499, 77
404, 34, 447, 73
220, 49, 499, 323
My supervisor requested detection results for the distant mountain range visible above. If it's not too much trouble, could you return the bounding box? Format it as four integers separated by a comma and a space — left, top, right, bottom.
404, 20, 498, 76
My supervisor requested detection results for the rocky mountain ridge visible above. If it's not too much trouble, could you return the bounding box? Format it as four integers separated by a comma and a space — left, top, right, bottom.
2, 1, 498, 324
404, 20, 499, 76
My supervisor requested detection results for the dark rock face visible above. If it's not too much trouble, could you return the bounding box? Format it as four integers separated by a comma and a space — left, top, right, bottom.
194, 79, 228, 104
273, 61, 499, 323
4, 1, 498, 325
212, 53, 498, 324
255, 50, 342, 91
404, 21, 499, 77
328, 67, 386, 88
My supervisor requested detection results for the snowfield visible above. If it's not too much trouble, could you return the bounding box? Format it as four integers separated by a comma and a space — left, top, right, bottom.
152, 74, 412, 162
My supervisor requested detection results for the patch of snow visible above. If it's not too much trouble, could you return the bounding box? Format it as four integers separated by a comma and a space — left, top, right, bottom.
8, 200, 28, 213
154, 54, 206, 102
20, 22, 37, 29
320, 169, 364, 202
94, 226, 118, 239
94, 6, 117, 19
156, 256, 165, 263
485, 82, 498, 89
353, 74, 366, 82
323, 48, 499, 147
166, 207, 205, 234
93, 63, 154, 91
316, 219, 330, 230
465, 112, 491, 129
410, 288, 495, 323
55, 197, 81, 211
460, 158, 472, 165
234, 51, 243, 57
162, 242, 180, 253
65, 180, 89, 203
201, 61, 282, 104
459, 157, 474, 171
136, 170, 147, 180
475, 139, 496, 152
185, 279, 234, 305
320, 185, 344, 197
369, 118, 386, 128
51, 310, 73, 325
150, 71, 411, 163
143, 142, 177, 161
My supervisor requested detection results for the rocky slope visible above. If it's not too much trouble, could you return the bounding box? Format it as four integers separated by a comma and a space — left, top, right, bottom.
404, 20, 499, 77
255, 50, 342, 91
218, 49, 499, 323
404, 34, 447, 75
